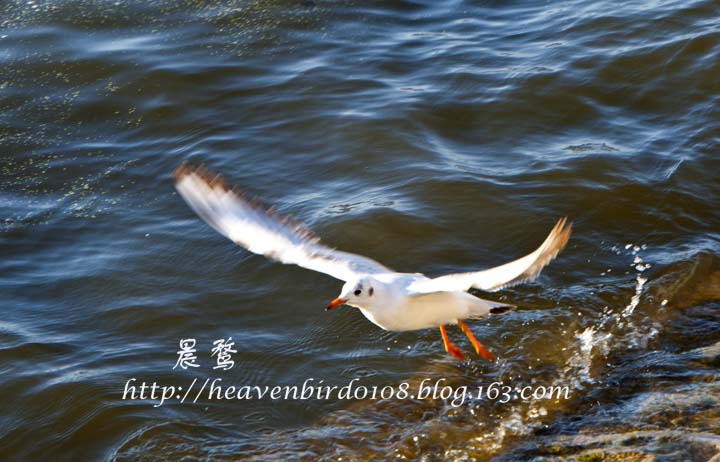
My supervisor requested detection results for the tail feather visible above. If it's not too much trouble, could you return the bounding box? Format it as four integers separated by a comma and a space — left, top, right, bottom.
467, 296, 516, 319
488, 304, 515, 315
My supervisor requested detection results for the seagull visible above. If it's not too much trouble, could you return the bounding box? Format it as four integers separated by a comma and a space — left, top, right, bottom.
174, 164, 572, 361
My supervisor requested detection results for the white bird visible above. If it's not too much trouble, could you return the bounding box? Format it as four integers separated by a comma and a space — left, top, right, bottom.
174, 164, 572, 361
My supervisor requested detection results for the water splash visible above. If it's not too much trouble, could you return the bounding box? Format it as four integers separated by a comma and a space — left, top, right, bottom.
621, 245, 649, 318
619, 244, 660, 348
566, 326, 612, 387
562, 243, 661, 391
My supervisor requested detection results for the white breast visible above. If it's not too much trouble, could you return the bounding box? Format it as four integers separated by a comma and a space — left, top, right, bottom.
358, 291, 468, 331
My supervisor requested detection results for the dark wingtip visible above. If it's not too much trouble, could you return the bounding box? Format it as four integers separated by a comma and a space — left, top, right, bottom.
173, 162, 232, 191
552, 216, 573, 256
173, 161, 192, 183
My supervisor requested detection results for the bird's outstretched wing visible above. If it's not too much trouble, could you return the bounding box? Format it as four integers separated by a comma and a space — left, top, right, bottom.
408, 217, 572, 294
174, 163, 391, 281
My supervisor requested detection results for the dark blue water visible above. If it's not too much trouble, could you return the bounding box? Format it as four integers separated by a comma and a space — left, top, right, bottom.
1, 1, 719, 460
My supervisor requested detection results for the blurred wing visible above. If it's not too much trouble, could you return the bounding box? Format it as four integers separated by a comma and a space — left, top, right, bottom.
408, 217, 571, 294
174, 164, 391, 281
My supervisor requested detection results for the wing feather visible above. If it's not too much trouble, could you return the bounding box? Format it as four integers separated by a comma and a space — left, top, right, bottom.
408, 217, 571, 294
174, 163, 391, 281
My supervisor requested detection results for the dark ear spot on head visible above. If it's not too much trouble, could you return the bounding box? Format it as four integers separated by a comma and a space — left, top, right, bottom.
490, 305, 514, 315
369, 287, 374, 296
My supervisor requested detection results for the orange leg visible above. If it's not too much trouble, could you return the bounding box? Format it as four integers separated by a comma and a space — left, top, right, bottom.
458, 320, 495, 362
440, 324, 465, 360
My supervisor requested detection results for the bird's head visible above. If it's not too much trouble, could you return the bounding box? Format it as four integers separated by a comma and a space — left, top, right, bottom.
326, 276, 379, 311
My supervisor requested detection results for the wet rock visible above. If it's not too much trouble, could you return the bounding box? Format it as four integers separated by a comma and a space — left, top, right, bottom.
651, 253, 720, 309
515, 430, 720, 461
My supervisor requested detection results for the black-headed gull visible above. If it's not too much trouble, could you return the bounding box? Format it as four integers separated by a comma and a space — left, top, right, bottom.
174, 164, 572, 361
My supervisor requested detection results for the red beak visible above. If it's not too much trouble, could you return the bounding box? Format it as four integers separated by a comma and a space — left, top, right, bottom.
326, 298, 347, 311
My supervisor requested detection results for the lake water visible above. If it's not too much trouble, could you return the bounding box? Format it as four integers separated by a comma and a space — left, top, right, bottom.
1, 1, 719, 461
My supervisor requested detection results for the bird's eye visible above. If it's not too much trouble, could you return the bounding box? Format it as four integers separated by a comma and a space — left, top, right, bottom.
354, 289, 362, 296
369, 287, 374, 296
